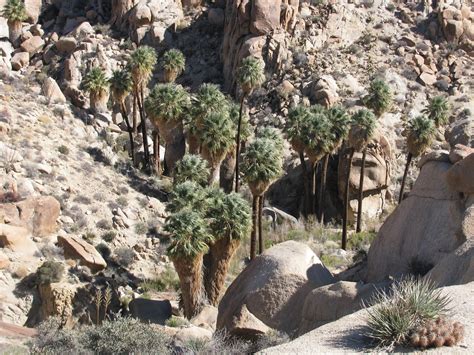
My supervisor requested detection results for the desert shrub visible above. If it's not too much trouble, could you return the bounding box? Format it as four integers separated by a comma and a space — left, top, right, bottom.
82, 231, 97, 243
36, 261, 65, 285
365, 277, 452, 348
101, 231, 117, 243
96, 219, 113, 230
96, 243, 111, 259
140, 266, 179, 293
114, 247, 135, 267
254, 330, 290, 352
165, 316, 190, 328
29, 317, 82, 354
116, 196, 128, 208
320, 254, 348, 269
347, 231, 377, 251
57, 145, 70, 155
134, 222, 148, 235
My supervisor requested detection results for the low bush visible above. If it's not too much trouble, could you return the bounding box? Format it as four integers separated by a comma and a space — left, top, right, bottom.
165, 316, 189, 328
36, 261, 65, 285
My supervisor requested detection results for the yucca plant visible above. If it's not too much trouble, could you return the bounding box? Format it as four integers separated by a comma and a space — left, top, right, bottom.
204, 190, 251, 305
399, 116, 436, 204
235, 57, 265, 192
166, 181, 206, 214
2, 0, 27, 46
110, 69, 135, 165
242, 137, 283, 259
161, 48, 186, 83
165, 209, 212, 319
82, 67, 110, 113
145, 83, 190, 173
364, 79, 392, 117
173, 154, 210, 186
422, 96, 450, 128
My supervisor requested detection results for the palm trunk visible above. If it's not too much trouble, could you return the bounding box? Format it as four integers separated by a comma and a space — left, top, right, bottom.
399, 152, 413, 204
356, 149, 367, 233
258, 194, 264, 255
311, 161, 319, 215
172, 255, 204, 319
250, 195, 259, 260
299, 152, 310, 217
234, 95, 246, 193
120, 103, 135, 166
187, 134, 200, 154
342, 148, 355, 250
220, 151, 236, 193
8, 20, 22, 47
318, 154, 329, 223
136, 88, 150, 172
152, 129, 161, 175
132, 94, 138, 134
205, 237, 240, 306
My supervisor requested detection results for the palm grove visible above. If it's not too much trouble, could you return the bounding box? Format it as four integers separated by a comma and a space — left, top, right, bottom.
80, 42, 450, 318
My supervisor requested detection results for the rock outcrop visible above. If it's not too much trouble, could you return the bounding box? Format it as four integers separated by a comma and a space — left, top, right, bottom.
57, 236, 107, 272
0, 224, 37, 255
437, 0, 474, 50
38, 282, 76, 327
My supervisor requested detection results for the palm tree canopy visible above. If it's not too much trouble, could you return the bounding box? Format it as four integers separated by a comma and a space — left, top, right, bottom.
162, 48, 186, 75
82, 67, 109, 94
364, 79, 392, 116
241, 137, 283, 185
304, 109, 334, 158
327, 106, 352, 150
256, 126, 284, 154
128, 46, 157, 85
348, 109, 377, 150
198, 110, 235, 155
109, 69, 132, 103
2, 0, 27, 22
145, 83, 190, 124
191, 83, 228, 119
237, 57, 265, 94
166, 181, 206, 214
165, 210, 211, 258
173, 154, 210, 186
405, 115, 436, 156
422, 96, 450, 128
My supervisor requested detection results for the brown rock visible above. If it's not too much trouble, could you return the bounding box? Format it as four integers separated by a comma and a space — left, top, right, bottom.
129, 4, 153, 27
11, 52, 30, 71
38, 282, 76, 326
20, 36, 44, 55
418, 71, 437, 86
446, 153, 474, 194
449, 144, 474, 163
445, 117, 474, 147
250, 0, 282, 35
58, 235, 107, 272
0, 223, 37, 255
24, 0, 42, 23
55, 37, 77, 54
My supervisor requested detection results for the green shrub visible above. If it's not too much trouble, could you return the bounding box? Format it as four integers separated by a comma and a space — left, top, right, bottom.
134, 222, 148, 235
116, 196, 128, 208
36, 261, 64, 285
101, 231, 117, 243
57, 145, 70, 155
347, 231, 376, 250
114, 247, 135, 267
29, 317, 82, 354
140, 266, 179, 292
165, 316, 190, 328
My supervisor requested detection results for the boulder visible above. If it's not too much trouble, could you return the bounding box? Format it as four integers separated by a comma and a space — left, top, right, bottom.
57, 236, 107, 272
19, 36, 44, 55
365, 160, 465, 283
445, 116, 474, 147
0, 223, 37, 255
55, 37, 77, 54
173, 325, 213, 345
191, 305, 218, 330
250, 0, 282, 35
0, 17, 8, 38
216, 241, 334, 338
24, 0, 42, 24
42, 78, 67, 104
38, 282, 76, 327
446, 153, 474, 194
70, 22, 94, 37
311, 75, 339, 108
11, 52, 29, 71
449, 144, 474, 164
129, 298, 172, 325
129, 4, 153, 27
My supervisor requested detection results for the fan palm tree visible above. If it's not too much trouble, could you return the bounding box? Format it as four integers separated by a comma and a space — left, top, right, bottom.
399, 116, 436, 204
173, 154, 210, 186
128, 46, 157, 170
110, 69, 135, 165
422, 96, 450, 128
364, 79, 392, 117
166, 181, 206, 214
161, 48, 186, 83
235, 57, 265, 192
145, 83, 190, 174
2, 0, 27, 46
165, 209, 212, 319
204, 190, 251, 305
82, 67, 110, 113
241, 137, 283, 259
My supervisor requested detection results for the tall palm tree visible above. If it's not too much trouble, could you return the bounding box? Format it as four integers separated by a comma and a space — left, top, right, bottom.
241, 137, 283, 259
110, 69, 135, 165
128, 46, 157, 170
399, 116, 436, 204
173, 154, 210, 187
82, 67, 110, 113
349, 109, 377, 233
422, 96, 450, 128
204, 190, 251, 305
165, 209, 212, 319
2, 0, 27, 46
145, 83, 190, 174
235, 57, 265, 192
161, 48, 186, 83
364, 79, 392, 117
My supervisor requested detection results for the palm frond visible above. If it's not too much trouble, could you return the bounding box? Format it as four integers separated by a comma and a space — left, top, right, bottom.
109, 69, 132, 104
422, 96, 450, 128
145, 83, 190, 124
128, 46, 157, 86
82, 67, 109, 94
237, 57, 265, 94
173, 154, 210, 186
162, 48, 186, 75
241, 138, 283, 185
166, 181, 206, 214
198, 110, 235, 155
256, 126, 284, 154
349, 108, 377, 150
2, 0, 27, 22
364, 79, 392, 116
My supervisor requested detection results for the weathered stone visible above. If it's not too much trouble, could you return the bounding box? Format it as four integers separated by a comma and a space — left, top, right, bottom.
38, 282, 76, 327
191, 305, 218, 330
70, 22, 94, 37
250, 0, 282, 35
20, 36, 44, 55
11, 52, 29, 71
449, 144, 474, 163
42, 78, 67, 104
446, 153, 474, 194
55, 37, 77, 54
0, 224, 37, 255
58, 235, 107, 272
418, 71, 436, 86
445, 116, 474, 147
129, 4, 153, 27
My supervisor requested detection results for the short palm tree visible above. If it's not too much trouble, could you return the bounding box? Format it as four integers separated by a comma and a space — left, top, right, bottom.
235, 57, 265, 192
399, 116, 436, 204
2, 0, 27, 46
241, 137, 283, 259
422, 96, 450, 128
165, 209, 212, 319
82, 67, 110, 113
364, 79, 392, 117
173, 154, 210, 187
204, 190, 251, 305
166, 181, 205, 214
110, 69, 135, 165
161, 48, 186, 83
145, 83, 190, 173
348, 109, 377, 235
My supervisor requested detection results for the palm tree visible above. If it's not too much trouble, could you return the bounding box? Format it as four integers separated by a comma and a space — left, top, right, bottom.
161, 48, 186, 83
235, 57, 265, 192
399, 116, 436, 204
165, 209, 212, 319
128, 46, 157, 170
110, 69, 135, 165
364, 79, 392, 117
145, 83, 190, 174
241, 137, 283, 259
204, 190, 251, 305
166, 181, 206, 214
82, 67, 110, 113
173, 154, 210, 186
2, 0, 27, 46
349, 109, 377, 233
422, 96, 450, 128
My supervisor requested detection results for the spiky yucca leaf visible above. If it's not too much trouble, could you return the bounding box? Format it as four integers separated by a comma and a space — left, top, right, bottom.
128, 46, 157, 86
422, 96, 450, 128
173, 155, 210, 186
237, 57, 265, 95
405, 115, 436, 157
82, 67, 109, 94
165, 210, 211, 258
109, 69, 132, 104
145, 83, 190, 124
241, 138, 283, 185
349, 109, 377, 150
198, 110, 235, 155
285, 106, 312, 153
364, 79, 392, 117
2, 0, 27, 22
162, 49, 186, 75
166, 181, 206, 214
